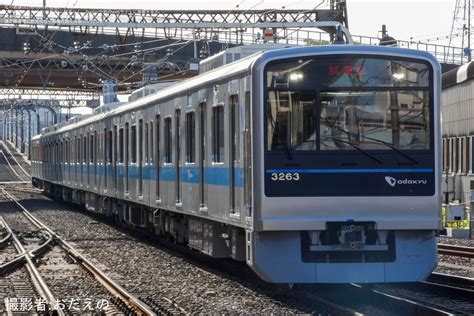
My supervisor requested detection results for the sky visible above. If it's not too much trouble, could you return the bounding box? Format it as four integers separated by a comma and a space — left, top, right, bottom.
0, 0, 458, 47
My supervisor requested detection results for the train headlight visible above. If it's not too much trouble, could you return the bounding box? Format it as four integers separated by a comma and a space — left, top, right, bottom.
289, 72, 304, 81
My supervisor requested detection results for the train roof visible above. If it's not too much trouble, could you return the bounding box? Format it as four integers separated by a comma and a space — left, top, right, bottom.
251, 44, 440, 69
33, 50, 263, 140
33, 44, 440, 141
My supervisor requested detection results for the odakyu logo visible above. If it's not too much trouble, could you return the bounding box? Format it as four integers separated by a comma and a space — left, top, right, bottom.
385, 176, 427, 187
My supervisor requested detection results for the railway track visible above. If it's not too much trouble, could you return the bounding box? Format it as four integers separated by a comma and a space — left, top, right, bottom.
2, 146, 473, 315
0, 187, 157, 315
367, 276, 474, 315
301, 279, 473, 316
428, 272, 474, 290
0, 141, 30, 182
438, 243, 474, 259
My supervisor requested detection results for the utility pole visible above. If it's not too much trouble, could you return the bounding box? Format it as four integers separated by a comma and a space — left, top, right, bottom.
450, 0, 472, 62
469, 0, 471, 61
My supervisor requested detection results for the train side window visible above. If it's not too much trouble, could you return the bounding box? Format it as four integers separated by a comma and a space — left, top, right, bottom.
65, 140, 69, 164
103, 129, 107, 164
139, 120, 144, 160
131, 124, 137, 163
149, 122, 154, 164
164, 117, 172, 163
83, 136, 87, 163
185, 112, 195, 163
113, 127, 117, 163
95, 131, 98, 164
90, 134, 94, 163
145, 121, 148, 163
119, 128, 124, 163
108, 130, 113, 164
212, 105, 225, 163
76, 137, 80, 164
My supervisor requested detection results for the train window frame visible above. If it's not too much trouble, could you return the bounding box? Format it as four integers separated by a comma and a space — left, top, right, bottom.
139, 119, 144, 163
119, 127, 124, 164
106, 129, 112, 164
211, 103, 225, 164
149, 122, 154, 165
164, 116, 172, 164
131, 124, 137, 164
185, 111, 196, 164
90, 133, 94, 164
82, 135, 87, 164
145, 121, 149, 164
263, 55, 434, 154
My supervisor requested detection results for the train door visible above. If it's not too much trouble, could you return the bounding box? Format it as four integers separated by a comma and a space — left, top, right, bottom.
88, 134, 92, 187
175, 110, 181, 204
76, 137, 79, 185
243, 91, 252, 217
82, 136, 86, 186
94, 131, 97, 187
155, 116, 160, 201
199, 103, 206, 207
118, 127, 124, 193
113, 126, 117, 191
104, 129, 108, 189
148, 122, 153, 202
229, 95, 239, 214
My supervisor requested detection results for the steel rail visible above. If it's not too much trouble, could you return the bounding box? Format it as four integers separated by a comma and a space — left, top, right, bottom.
354, 284, 452, 316
0, 217, 11, 246
428, 272, 474, 288
0, 215, 64, 315
0, 150, 25, 181
438, 243, 474, 259
0, 181, 30, 184
0, 188, 157, 316
0, 219, 53, 274
1, 141, 30, 178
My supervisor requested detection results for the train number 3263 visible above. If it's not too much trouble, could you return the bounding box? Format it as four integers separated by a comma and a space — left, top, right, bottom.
270, 172, 300, 181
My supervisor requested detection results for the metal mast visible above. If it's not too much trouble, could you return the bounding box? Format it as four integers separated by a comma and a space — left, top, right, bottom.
450, 0, 472, 62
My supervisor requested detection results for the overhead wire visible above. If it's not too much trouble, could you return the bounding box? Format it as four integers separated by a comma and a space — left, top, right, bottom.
4, 1, 341, 92
13, 0, 82, 88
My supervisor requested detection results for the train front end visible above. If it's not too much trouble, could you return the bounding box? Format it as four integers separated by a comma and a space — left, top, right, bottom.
249, 45, 441, 283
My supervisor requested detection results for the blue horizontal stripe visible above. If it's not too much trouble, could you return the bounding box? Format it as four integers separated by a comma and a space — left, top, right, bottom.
265, 168, 433, 173
53, 164, 244, 187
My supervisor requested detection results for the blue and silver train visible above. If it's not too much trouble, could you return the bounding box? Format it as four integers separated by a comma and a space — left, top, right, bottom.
31, 44, 441, 283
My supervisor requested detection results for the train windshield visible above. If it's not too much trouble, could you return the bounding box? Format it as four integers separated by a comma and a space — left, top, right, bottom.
266, 56, 431, 152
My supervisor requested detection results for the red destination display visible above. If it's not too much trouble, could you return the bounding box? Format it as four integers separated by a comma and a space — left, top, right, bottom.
328, 65, 365, 76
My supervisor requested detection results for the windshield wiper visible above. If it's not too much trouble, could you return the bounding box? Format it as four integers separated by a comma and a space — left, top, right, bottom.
322, 136, 383, 164
282, 145, 293, 160
359, 135, 418, 164
269, 115, 293, 160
